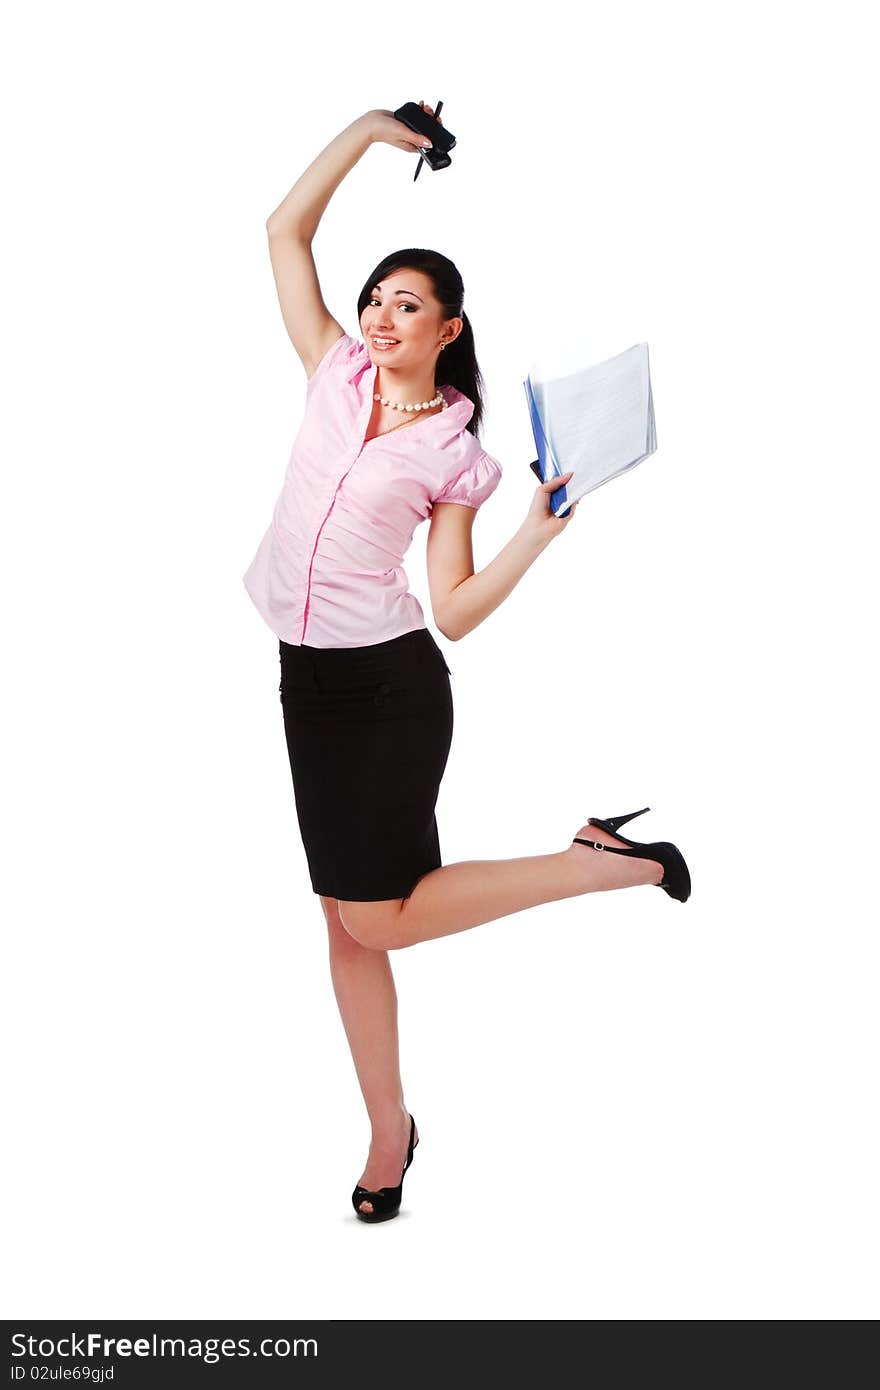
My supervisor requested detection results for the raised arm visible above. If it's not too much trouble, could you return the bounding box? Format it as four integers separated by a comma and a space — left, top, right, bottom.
265, 108, 433, 378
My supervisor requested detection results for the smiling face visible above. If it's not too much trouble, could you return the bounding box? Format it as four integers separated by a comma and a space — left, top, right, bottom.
360, 269, 462, 378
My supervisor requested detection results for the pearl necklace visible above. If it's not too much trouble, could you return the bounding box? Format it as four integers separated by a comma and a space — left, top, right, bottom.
373, 390, 446, 412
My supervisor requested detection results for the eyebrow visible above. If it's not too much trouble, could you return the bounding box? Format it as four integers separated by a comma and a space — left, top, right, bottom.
371, 285, 423, 303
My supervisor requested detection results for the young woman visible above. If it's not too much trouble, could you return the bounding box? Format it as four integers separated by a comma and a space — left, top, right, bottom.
243, 103, 692, 1223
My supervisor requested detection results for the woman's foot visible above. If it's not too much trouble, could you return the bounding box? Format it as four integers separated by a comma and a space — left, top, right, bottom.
356, 1108, 419, 1216
568, 821, 665, 888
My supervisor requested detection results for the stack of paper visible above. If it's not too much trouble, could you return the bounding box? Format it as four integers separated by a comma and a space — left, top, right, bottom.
524, 343, 657, 517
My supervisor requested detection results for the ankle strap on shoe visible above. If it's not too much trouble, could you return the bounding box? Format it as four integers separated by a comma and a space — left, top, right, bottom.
573, 837, 628, 856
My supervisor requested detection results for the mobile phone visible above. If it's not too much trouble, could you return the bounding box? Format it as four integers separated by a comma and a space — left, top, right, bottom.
393, 101, 456, 174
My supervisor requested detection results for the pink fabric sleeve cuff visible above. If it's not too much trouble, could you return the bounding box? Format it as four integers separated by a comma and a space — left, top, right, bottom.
431, 451, 502, 510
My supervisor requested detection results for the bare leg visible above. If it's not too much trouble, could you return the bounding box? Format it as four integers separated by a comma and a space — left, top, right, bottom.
321, 896, 419, 1216
338, 822, 666, 950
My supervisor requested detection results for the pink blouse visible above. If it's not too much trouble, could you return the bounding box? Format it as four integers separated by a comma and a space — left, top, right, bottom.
243, 332, 503, 647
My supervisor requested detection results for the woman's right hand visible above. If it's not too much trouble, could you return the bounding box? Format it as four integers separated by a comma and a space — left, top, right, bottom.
367, 102, 438, 154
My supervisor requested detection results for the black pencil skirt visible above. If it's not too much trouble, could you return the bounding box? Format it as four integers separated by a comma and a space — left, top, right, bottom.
278, 627, 454, 902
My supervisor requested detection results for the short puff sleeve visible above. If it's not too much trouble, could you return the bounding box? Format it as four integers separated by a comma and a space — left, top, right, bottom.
305, 332, 364, 396
431, 450, 503, 511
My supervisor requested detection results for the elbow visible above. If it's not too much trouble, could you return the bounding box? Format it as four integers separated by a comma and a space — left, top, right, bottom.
266, 216, 308, 241
435, 613, 463, 643
435, 581, 472, 642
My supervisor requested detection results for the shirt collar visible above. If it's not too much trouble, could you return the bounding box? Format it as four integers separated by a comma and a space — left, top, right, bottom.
347, 339, 476, 440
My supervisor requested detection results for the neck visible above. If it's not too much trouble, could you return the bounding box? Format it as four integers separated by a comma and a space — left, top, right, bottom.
376, 369, 439, 404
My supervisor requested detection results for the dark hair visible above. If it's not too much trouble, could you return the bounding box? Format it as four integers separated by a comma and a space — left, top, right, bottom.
356, 248, 486, 438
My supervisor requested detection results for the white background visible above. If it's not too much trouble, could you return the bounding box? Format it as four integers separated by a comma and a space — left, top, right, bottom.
3, 0, 877, 1321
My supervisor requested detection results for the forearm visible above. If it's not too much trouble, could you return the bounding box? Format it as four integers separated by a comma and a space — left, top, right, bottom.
266, 112, 374, 241
441, 525, 552, 641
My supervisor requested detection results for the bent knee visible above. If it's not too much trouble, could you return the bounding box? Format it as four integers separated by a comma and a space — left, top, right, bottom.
337, 898, 405, 950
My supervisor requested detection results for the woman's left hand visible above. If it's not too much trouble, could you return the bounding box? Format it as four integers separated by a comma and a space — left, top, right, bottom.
520, 471, 579, 547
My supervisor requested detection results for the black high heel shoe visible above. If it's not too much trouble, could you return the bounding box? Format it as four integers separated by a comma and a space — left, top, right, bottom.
352, 1114, 418, 1223
573, 806, 692, 903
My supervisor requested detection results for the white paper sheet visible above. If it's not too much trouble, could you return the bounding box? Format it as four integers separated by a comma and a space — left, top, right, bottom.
524, 343, 657, 517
